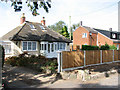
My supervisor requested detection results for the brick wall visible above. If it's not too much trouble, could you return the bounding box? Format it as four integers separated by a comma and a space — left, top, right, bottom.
97, 33, 113, 46
90, 33, 97, 46
73, 27, 89, 48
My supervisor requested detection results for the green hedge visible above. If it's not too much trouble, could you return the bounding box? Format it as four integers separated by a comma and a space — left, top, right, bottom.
82, 45, 99, 50
82, 44, 117, 50
100, 44, 110, 50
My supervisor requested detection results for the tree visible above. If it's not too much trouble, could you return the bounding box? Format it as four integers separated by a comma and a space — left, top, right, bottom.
2, 0, 51, 16
48, 21, 66, 33
61, 26, 69, 38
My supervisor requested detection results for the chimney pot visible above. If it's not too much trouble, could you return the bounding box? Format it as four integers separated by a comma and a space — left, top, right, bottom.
20, 13, 25, 24
109, 28, 112, 31
80, 21, 83, 26
41, 17, 46, 26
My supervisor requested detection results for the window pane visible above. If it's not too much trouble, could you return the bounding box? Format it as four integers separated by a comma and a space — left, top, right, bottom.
60, 43, 62, 49
28, 42, 32, 50
4, 44, 11, 54
23, 42, 27, 50
41, 44, 44, 50
40, 44, 41, 50
48, 44, 50, 53
57, 43, 59, 50
55, 44, 57, 50
32, 42, 36, 50
45, 44, 47, 50
30, 24, 35, 29
63, 43, 65, 49
51, 44, 54, 52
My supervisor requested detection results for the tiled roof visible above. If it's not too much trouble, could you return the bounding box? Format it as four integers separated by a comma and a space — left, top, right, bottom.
1, 21, 71, 43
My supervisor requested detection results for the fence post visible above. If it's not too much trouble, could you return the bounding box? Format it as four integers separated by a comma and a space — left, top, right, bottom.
100, 50, 102, 64
113, 50, 114, 62
61, 52, 63, 72
84, 50, 86, 66
57, 51, 61, 73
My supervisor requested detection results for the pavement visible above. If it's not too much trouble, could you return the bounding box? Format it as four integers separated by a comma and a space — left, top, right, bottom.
2, 64, 120, 89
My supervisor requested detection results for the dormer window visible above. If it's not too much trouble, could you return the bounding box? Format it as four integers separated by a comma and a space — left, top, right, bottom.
119, 34, 120, 39
40, 25, 46, 30
111, 33, 117, 39
29, 24, 36, 30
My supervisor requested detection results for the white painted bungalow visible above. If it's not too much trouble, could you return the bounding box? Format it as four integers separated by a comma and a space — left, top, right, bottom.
0, 14, 71, 58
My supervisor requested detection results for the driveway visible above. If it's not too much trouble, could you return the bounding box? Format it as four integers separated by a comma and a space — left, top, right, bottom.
2, 64, 120, 89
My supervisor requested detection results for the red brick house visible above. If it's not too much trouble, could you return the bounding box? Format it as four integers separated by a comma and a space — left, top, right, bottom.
73, 26, 120, 50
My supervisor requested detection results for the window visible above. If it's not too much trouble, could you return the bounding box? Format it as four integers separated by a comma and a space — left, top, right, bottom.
23, 42, 27, 50
48, 44, 50, 53
28, 42, 32, 50
57, 43, 59, 50
32, 42, 37, 50
39, 25, 46, 30
55, 44, 57, 50
41, 44, 44, 50
117, 45, 119, 50
112, 33, 116, 38
111, 33, 117, 39
4, 44, 11, 54
51, 44, 54, 52
60, 43, 62, 49
29, 24, 36, 30
118, 35, 120, 39
82, 33, 87, 38
63, 43, 65, 50
45, 44, 47, 50
22, 41, 37, 51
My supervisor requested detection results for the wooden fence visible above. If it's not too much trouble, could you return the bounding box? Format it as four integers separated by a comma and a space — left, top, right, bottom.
57, 50, 120, 72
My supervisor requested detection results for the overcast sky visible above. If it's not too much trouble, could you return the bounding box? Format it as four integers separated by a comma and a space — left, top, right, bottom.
0, 0, 119, 37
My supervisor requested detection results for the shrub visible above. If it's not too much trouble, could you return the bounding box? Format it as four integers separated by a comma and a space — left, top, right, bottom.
100, 43, 110, 50
82, 45, 99, 50
109, 45, 117, 50
5, 53, 58, 73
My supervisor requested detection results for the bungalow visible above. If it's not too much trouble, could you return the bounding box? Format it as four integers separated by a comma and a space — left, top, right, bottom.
73, 25, 120, 50
0, 13, 71, 58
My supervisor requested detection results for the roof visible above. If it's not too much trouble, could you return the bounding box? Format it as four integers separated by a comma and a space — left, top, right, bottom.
1, 21, 71, 43
82, 26, 120, 43
83, 26, 98, 33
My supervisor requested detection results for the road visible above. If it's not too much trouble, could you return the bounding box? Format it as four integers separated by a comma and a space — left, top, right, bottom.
40, 73, 119, 88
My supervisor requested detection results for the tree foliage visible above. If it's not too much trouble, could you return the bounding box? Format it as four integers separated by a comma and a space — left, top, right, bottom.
3, 0, 51, 16
48, 21, 66, 33
48, 21, 70, 38
61, 26, 69, 38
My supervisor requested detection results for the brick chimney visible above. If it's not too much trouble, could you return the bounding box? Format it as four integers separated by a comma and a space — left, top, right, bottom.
109, 28, 112, 31
20, 13, 25, 24
80, 21, 83, 26
41, 17, 45, 26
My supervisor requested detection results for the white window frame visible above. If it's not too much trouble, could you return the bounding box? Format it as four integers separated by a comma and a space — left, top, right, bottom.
112, 33, 116, 39
39, 25, 46, 30
29, 24, 36, 30
82, 33, 87, 38
22, 41, 37, 51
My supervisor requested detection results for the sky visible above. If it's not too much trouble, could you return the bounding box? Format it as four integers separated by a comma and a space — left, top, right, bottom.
0, 0, 119, 37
